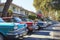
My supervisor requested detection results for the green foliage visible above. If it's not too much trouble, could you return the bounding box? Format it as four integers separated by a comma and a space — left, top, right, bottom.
33, 0, 52, 11
33, 0, 60, 20
7, 9, 13, 17
28, 15, 37, 20
51, 0, 60, 10
8, 9, 13, 13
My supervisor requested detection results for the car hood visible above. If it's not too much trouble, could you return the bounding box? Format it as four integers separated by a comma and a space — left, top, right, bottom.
0, 22, 14, 27
1, 22, 27, 29
15, 23, 27, 29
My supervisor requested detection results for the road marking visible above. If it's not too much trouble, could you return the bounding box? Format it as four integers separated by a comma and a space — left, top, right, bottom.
24, 34, 60, 39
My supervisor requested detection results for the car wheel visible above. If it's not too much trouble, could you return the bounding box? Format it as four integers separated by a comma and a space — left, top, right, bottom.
37, 25, 41, 30
0, 34, 4, 40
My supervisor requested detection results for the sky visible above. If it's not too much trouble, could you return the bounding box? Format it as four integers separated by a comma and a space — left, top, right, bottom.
1, 0, 36, 12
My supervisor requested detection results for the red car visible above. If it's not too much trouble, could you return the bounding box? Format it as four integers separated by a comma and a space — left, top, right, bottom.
18, 18, 34, 32
20, 19, 38, 32
20, 22, 33, 31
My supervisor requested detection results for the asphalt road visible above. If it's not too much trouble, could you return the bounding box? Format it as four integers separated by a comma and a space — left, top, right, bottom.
8, 24, 60, 40
8, 30, 59, 40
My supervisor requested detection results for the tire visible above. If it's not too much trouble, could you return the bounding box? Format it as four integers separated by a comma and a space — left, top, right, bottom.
37, 25, 41, 30
0, 34, 4, 40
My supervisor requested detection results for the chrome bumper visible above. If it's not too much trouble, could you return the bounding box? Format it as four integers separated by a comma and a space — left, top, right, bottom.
6, 29, 28, 38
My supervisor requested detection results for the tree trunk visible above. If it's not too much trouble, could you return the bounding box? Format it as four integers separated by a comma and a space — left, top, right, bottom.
2, 0, 13, 17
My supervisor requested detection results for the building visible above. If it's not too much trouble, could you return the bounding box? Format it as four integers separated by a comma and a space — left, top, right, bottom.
0, 0, 1, 3
0, 3, 36, 17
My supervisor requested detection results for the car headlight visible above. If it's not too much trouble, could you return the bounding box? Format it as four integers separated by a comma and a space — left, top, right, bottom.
44, 22, 47, 23
14, 26, 18, 30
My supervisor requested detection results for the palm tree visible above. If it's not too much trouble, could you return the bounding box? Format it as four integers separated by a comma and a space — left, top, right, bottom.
2, 0, 13, 17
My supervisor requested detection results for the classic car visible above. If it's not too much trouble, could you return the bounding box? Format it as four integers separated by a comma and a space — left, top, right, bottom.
15, 17, 38, 31
44, 23, 60, 38
44, 17, 59, 24
0, 17, 28, 40
3, 17, 38, 33
37, 20, 52, 29
37, 17, 60, 30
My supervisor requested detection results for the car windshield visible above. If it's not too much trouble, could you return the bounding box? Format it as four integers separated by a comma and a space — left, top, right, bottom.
26, 19, 33, 22
0, 18, 5, 22
13, 17, 22, 22
22, 18, 33, 22
21, 18, 27, 21
44, 18, 52, 22
26, 19, 30, 22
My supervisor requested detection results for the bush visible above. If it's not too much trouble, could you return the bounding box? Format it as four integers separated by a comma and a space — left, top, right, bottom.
7, 10, 13, 17
28, 15, 37, 20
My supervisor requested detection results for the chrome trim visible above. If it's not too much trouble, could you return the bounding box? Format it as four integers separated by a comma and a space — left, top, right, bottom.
19, 31, 28, 36
9, 27, 27, 32
7, 33, 18, 35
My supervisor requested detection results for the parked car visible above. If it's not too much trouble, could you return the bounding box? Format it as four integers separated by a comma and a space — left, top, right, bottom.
44, 23, 60, 30
37, 20, 52, 29
4, 17, 38, 33
21, 18, 38, 30
0, 17, 28, 40
45, 23, 60, 38
37, 17, 60, 30
44, 17, 59, 24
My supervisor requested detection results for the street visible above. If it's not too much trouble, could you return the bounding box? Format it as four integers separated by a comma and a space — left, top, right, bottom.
8, 23, 60, 40
8, 30, 60, 40
0, 0, 60, 40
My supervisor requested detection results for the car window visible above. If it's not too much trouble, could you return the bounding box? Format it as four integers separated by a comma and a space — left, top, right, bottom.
21, 18, 27, 21
13, 17, 22, 22
22, 18, 32, 22
26, 19, 34, 22
49, 24, 60, 27
0, 18, 5, 22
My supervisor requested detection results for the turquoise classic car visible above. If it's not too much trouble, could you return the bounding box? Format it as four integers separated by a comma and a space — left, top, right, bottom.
0, 17, 28, 40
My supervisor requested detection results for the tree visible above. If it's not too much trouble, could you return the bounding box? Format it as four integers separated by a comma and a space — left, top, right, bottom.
33, 0, 60, 20
28, 15, 37, 20
2, 0, 13, 17
7, 9, 13, 17
51, 0, 60, 10
33, 0, 52, 10
33, 0, 52, 17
